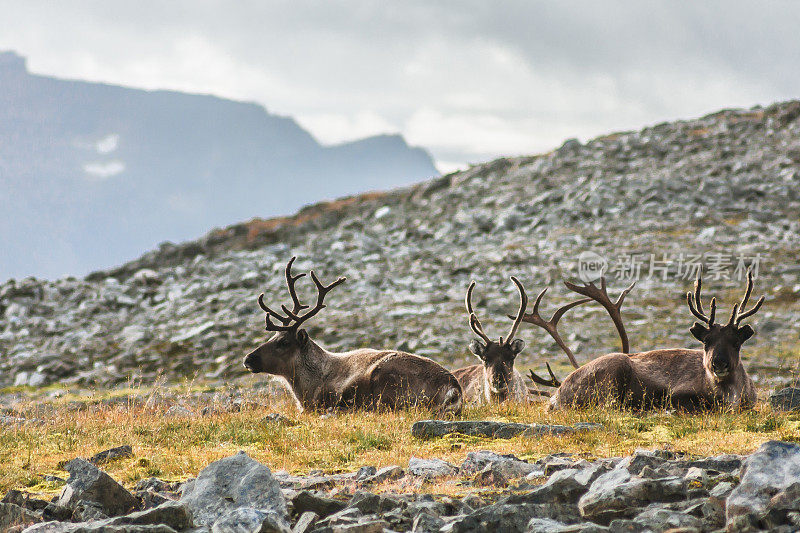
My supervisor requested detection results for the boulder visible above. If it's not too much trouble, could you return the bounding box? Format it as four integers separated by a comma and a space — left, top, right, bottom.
56, 458, 138, 516
411, 420, 597, 440
578, 462, 687, 523
210, 507, 288, 533
0, 502, 38, 531
727, 440, 800, 529
179, 451, 288, 531
88, 445, 134, 465
770, 387, 800, 412
461, 451, 540, 478
22, 522, 178, 532
408, 458, 458, 479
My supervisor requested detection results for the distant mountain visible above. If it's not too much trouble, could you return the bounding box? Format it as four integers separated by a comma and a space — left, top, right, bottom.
0, 51, 437, 279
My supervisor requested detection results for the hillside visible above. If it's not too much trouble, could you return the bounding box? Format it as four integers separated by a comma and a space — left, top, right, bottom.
0, 51, 437, 279
2, 100, 800, 391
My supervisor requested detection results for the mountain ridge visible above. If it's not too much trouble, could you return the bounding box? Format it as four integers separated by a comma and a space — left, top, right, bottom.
0, 50, 438, 280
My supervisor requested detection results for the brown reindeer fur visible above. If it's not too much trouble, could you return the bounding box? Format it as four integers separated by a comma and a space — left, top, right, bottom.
537, 273, 762, 412
547, 348, 757, 412
245, 329, 463, 414
453, 364, 528, 404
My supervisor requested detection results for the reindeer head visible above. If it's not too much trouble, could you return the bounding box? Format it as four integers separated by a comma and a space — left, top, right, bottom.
244, 257, 345, 376
686, 270, 764, 382
465, 277, 528, 401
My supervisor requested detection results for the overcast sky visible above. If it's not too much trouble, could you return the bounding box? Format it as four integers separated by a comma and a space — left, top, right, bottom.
2, 1, 798, 172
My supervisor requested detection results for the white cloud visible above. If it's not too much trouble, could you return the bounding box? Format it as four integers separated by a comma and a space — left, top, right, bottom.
1, 1, 799, 168
96, 134, 119, 154
295, 111, 399, 145
83, 160, 125, 180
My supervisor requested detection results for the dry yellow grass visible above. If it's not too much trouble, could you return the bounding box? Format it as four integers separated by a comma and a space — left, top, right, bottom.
1, 388, 799, 498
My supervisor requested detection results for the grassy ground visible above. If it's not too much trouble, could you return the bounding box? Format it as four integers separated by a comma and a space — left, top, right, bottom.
2, 385, 800, 498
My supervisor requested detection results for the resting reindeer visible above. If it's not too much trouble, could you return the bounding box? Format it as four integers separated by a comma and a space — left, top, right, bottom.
244, 258, 463, 414
531, 273, 762, 412
451, 277, 533, 404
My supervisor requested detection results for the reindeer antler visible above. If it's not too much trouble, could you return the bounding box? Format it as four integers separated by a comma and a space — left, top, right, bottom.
465, 281, 492, 344
519, 287, 591, 369
687, 269, 764, 329
528, 364, 561, 388
503, 276, 528, 345
733, 269, 765, 325
687, 274, 716, 327
466, 277, 528, 346
565, 277, 635, 354
258, 257, 346, 332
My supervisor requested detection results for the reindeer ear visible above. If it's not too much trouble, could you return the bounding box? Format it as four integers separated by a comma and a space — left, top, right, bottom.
737, 324, 754, 344
469, 339, 486, 359
509, 339, 525, 355
296, 328, 309, 346
689, 322, 709, 342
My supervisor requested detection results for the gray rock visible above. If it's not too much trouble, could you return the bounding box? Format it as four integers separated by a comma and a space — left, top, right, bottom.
631, 507, 703, 532
525, 517, 568, 533
443, 503, 540, 533
88, 445, 134, 465
22, 522, 179, 532
411, 510, 444, 532
347, 491, 403, 514
330, 521, 387, 533
180, 451, 288, 530
411, 420, 598, 440
578, 463, 687, 523
165, 405, 196, 418
105, 501, 193, 530
210, 507, 288, 533
292, 511, 319, 533
0, 502, 38, 531
529, 463, 608, 503
408, 457, 458, 479
770, 387, 800, 411
359, 465, 403, 485
461, 451, 540, 478
727, 440, 800, 529
56, 458, 138, 516
291, 491, 345, 518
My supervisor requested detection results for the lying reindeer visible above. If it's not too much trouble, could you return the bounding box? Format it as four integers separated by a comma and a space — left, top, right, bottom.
243, 258, 463, 414
452, 277, 536, 404
529, 273, 762, 412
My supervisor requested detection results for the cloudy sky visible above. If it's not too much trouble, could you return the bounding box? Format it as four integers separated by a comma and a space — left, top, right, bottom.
2, 1, 798, 172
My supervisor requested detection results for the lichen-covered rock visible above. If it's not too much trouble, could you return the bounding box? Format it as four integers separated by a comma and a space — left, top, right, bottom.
408, 457, 458, 479
578, 461, 687, 523
411, 420, 596, 440
56, 458, 138, 517
461, 451, 540, 479
0, 502, 38, 531
210, 507, 289, 533
179, 451, 288, 531
727, 440, 800, 530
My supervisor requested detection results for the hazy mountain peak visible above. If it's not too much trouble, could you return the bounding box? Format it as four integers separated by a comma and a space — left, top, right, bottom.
0, 51, 437, 280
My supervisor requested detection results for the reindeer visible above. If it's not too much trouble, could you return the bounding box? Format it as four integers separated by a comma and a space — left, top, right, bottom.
243, 258, 463, 414
528, 273, 762, 412
451, 277, 534, 404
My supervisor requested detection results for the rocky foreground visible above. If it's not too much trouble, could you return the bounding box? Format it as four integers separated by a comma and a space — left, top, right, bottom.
2, 101, 800, 391
3, 435, 800, 533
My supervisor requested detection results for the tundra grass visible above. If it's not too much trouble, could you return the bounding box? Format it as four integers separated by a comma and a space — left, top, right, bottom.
2, 388, 800, 498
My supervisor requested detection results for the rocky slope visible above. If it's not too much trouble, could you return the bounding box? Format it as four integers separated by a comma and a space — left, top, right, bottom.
0, 50, 437, 279
2, 101, 800, 391
5, 440, 800, 532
